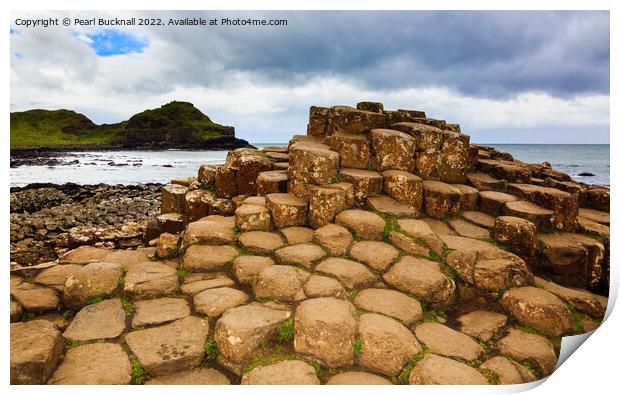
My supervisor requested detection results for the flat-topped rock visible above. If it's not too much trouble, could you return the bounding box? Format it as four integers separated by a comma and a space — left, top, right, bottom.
146, 367, 230, 384
58, 246, 110, 265
578, 216, 610, 241
586, 187, 610, 211
480, 356, 536, 384
182, 219, 234, 249
11, 301, 21, 322
125, 316, 209, 377
124, 262, 178, 299
389, 122, 442, 150
409, 354, 489, 385
238, 231, 285, 255
535, 277, 607, 318
241, 360, 320, 385
274, 243, 326, 269
48, 343, 131, 385
397, 218, 444, 254
308, 186, 347, 228
508, 183, 578, 231
303, 274, 346, 298
353, 288, 423, 325
456, 310, 508, 341
184, 189, 214, 222
315, 257, 377, 290
294, 297, 356, 368
538, 232, 605, 290
503, 199, 554, 232
335, 209, 385, 240
132, 297, 190, 328
462, 210, 496, 229
500, 286, 575, 336
326, 132, 370, 169
579, 208, 609, 225
369, 128, 416, 172
183, 244, 239, 271
479, 191, 519, 216
492, 216, 538, 257
10, 282, 59, 312
280, 226, 314, 245
33, 264, 81, 292
180, 272, 235, 296
349, 240, 399, 271
235, 204, 272, 231
326, 106, 387, 135
156, 233, 180, 259
422, 180, 461, 218
388, 231, 431, 257
453, 184, 479, 210
422, 217, 456, 235
448, 218, 490, 239
215, 303, 291, 373
253, 265, 310, 302
339, 168, 383, 201
104, 248, 155, 270
415, 322, 483, 361
161, 183, 188, 213
313, 223, 353, 255
497, 328, 557, 376
232, 255, 275, 285
63, 262, 122, 309
382, 169, 423, 213
157, 213, 185, 234
327, 371, 392, 384
358, 313, 421, 376
265, 193, 308, 228
194, 287, 250, 318
63, 298, 126, 341
288, 145, 339, 187
367, 195, 418, 218
383, 256, 455, 304
10, 320, 64, 384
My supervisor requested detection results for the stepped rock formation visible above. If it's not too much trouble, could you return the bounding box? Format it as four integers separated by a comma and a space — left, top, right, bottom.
10, 101, 610, 385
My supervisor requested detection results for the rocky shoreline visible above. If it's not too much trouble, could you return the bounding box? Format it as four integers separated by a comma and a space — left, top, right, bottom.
10, 101, 610, 386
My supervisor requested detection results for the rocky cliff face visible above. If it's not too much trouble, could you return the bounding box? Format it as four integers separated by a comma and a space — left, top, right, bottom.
9, 101, 610, 386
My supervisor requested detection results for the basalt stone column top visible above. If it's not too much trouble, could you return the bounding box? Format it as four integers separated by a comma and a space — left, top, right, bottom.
369, 128, 416, 172
326, 106, 388, 135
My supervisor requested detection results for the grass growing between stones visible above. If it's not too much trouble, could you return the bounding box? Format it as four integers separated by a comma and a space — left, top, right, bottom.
130, 358, 150, 385
204, 336, 219, 362
482, 238, 512, 253
177, 269, 191, 279
86, 295, 105, 305
200, 181, 216, 192
278, 318, 295, 344
353, 338, 363, 359
242, 347, 297, 375
21, 311, 35, 321
121, 297, 134, 315
566, 303, 586, 334
479, 368, 500, 384
395, 347, 431, 384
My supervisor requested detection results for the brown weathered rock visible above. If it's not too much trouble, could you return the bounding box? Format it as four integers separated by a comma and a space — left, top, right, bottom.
63, 262, 122, 309
349, 240, 399, 272
214, 166, 237, 198
503, 200, 554, 232
353, 288, 423, 325
490, 163, 532, 183
125, 316, 209, 377
326, 106, 387, 135
535, 277, 607, 318
308, 186, 346, 228
236, 155, 273, 195
369, 128, 416, 172
479, 191, 519, 216
357, 101, 384, 113
335, 209, 385, 240
132, 297, 191, 328
326, 132, 370, 169
467, 172, 504, 191
241, 360, 320, 385
480, 356, 536, 384
315, 257, 377, 290
382, 169, 423, 213
358, 313, 421, 376
215, 303, 291, 373
197, 164, 218, 184
11, 301, 22, 322
414, 148, 441, 179
194, 287, 250, 318
339, 168, 383, 202
294, 297, 356, 368
265, 193, 308, 228
238, 231, 285, 255
493, 216, 538, 257
456, 310, 508, 342
325, 181, 355, 206
367, 195, 419, 218
415, 322, 483, 361
448, 219, 490, 239
48, 343, 131, 385
313, 223, 353, 255
438, 131, 470, 184
124, 262, 179, 299
538, 232, 605, 289
10, 320, 64, 384
182, 244, 239, 272
32, 264, 81, 292
184, 189, 214, 222
161, 183, 188, 214
146, 367, 230, 384
181, 219, 234, 249
453, 184, 479, 211
157, 213, 185, 234
390, 122, 442, 150
397, 218, 444, 255
383, 256, 455, 304
156, 232, 180, 259
288, 145, 339, 188
253, 265, 310, 302
497, 328, 557, 376
58, 246, 110, 265
327, 371, 392, 385
501, 286, 575, 336
256, 170, 288, 196
280, 226, 314, 245
423, 180, 461, 218
462, 210, 496, 229
586, 187, 610, 211
232, 255, 275, 285
274, 243, 326, 269
235, 204, 272, 231
307, 106, 330, 136
409, 354, 489, 385
303, 275, 346, 299
388, 231, 431, 257
180, 272, 235, 296
63, 298, 126, 341
579, 208, 609, 225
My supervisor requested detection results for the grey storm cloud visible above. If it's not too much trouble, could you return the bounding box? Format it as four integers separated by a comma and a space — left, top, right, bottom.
138, 10, 610, 99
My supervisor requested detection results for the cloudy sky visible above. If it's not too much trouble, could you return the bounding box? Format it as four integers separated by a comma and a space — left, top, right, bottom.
10, 10, 610, 143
